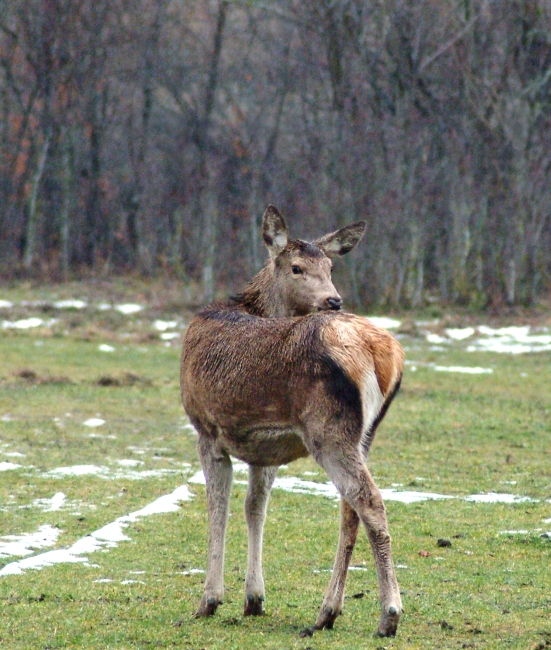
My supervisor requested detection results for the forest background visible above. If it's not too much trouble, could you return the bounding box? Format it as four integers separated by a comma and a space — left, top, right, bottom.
1, 0, 550, 310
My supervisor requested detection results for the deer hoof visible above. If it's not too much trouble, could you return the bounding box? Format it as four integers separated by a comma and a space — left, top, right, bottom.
313, 604, 340, 630
194, 596, 222, 617
376, 605, 401, 637
244, 594, 265, 616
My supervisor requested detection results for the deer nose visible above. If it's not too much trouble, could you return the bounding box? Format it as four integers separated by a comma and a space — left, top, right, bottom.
326, 296, 343, 311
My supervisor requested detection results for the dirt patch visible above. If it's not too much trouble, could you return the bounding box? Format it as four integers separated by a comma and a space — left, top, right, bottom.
14, 369, 73, 384
96, 373, 152, 387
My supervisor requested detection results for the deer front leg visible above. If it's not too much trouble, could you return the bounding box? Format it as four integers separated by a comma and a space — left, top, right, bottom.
314, 497, 359, 630
195, 435, 233, 617
244, 465, 278, 615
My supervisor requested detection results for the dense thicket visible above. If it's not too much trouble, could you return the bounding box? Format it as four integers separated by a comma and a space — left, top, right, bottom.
1, 0, 550, 308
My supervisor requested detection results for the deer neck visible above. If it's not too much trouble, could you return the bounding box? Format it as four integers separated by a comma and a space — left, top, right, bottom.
234, 263, 288, 318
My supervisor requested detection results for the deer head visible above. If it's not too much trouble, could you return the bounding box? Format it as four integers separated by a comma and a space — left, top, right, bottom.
260, 205, 366, 317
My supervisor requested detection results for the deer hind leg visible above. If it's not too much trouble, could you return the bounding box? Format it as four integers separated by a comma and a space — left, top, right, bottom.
315, 448, 402, 637
243, 465, 278, 615
194, 433, 233, 617
314, 497, 360, 630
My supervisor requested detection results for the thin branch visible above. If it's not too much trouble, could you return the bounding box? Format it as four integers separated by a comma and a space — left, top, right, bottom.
418, 14, 479, 74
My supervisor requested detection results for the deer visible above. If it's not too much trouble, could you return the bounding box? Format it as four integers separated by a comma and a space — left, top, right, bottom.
180, 205, 404, 637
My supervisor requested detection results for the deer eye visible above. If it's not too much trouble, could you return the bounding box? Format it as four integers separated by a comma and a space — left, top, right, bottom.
291, 265, 302, 275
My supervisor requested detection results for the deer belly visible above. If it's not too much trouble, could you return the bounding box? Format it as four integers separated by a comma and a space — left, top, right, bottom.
220, 426, 309, 466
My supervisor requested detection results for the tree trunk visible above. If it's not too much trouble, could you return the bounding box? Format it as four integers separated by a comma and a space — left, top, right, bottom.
60, 133, 74, 280
24, 134, 50, 271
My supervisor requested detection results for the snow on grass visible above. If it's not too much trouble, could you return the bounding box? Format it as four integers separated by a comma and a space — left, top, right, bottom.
98, 344, 115, 352
83, 418, 106, 427
153, 320, 178, 331
0, 299, 14, 309
114, 304, 144, 315
0, 525, 61, 558
2, 317, 45, 329
0, 462, 22, 471
188, 471, 535, 505
116, 459, 144, 467
44, 465, 182, 480
422, 323, 551, 354
465, 492, 533, 503
426, 333, 449, 344
53, 300, 87, 309
433, 365, 493, 374
405, 360, 494, 374
31, 492, 67, 512
445, 327, 475, 340
366, 316, 401, 329
0, 485, 192, 576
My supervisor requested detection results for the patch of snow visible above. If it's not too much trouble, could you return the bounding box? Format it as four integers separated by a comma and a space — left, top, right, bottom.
0, 300, 14, 309
426, 333, 449, 344
465, 492, 532, 504
433, 365, 493, 374
0, 485, 193, 576
153, 320, 178, 331
366, 316, 401, 329
32, 492, 66, 512
0, 462, 21, 471
83, 418, 105, 427
116, 459, 144, 467
98, 344, 115, 352
115, 304, 144, 315
44, 464, 181, 481
47, 465, 106, 477
445, 327, 475, 340
4, 452, 25, 457
160, 332, 180, 340
2, 317, 44, 329
188, 470, 206, 485
381, 488, 452, 504
0, 525, 60, 558
467, 325, 551, 354
121, 579, 145, 585
98, 303, 112, 311
53, 299, 87, 309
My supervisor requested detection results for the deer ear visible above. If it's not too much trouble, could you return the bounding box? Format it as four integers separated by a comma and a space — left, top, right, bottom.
316, 221, 367, 257
262, 205, 289, 258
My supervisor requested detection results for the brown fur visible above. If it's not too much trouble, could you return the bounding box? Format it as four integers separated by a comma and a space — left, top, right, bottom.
180, 206, 404, 637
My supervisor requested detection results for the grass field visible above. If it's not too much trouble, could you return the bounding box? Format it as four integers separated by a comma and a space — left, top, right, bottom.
1, 281, 550, 649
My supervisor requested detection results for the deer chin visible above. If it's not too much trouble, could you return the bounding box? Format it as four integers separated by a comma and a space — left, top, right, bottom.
317, 305, 341, 312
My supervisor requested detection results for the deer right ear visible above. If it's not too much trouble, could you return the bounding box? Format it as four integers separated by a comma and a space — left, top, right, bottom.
316, 221, 367, 257
262, 205, 289, 258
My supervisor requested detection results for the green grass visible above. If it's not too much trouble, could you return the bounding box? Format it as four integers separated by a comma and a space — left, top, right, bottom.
1, 287, 550, 649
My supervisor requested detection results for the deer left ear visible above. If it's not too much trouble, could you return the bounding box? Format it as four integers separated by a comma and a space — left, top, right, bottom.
316, 221, 367, 257
262, 205, 289, 258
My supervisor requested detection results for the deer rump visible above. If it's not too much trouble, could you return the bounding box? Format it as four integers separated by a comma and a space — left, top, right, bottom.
181, 305, 403, 467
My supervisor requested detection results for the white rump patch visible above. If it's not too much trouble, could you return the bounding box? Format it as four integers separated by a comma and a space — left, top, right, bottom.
361, 369, 385, 436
